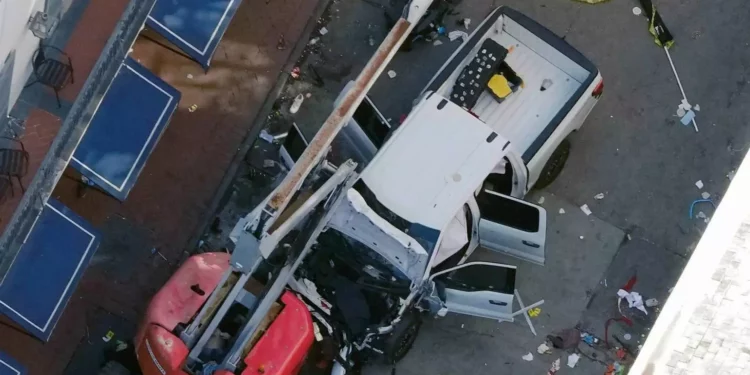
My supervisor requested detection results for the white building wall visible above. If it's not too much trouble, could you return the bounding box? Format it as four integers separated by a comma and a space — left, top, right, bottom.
0, 0, 47, 117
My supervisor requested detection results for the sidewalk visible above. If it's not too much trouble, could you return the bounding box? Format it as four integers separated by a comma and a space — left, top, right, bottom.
0, 0, 323, 373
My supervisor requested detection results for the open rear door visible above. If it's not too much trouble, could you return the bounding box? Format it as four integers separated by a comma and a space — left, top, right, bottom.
475, 189, 547, 265
431, 262, 517, 320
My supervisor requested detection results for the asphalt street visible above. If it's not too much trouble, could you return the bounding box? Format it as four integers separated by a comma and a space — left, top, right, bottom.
221, 0, 750, 372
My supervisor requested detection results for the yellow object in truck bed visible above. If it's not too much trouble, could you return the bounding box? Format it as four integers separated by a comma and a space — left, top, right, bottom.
488, 74, 512, 100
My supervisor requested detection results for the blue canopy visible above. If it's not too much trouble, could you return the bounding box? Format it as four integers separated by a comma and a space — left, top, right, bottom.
0, 199, 100, 342
147, 0, 242, 69
70, 57, 180, 201
0, 350, 25, 375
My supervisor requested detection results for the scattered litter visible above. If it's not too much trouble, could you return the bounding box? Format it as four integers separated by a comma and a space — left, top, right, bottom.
701, 191, 711, 199
538, 196, 545, 205
581, 332, 599, 346
433, 40, 443, 46
696, 211, 707, 220
103, 330, 115, 342
681, 98, 692, 110
540, 78, 553, 91
290, 94, 305, 114
188, 104, 198, 112
462, 18, 471, 30
558, 208, 566, 214
727, 170, 736, 180
387, 70, 397, 79
676, 107, 686, 117
594, 193, 605, 200
605, 362, 625, 375
528, 307, 541, 318
448, 30, 469, 42
277, 34, 286, 50
319, 26, 328, 35
522, 353, 534, 361
627, 234, 632, 241
694, 104, 701, 111
308, 37, 320, 45
616, 348, 627, 360
689, 199, 715, 219
617, 289, 648, 315
537, 342, 552, 354
567, 353, 580, 368
290, 67, 301, 79
548, 358, 561, 374
580, 204, 592, 216
604, 279, 608, 287
695, 180, 704, 189
186, 74, 194, 79
461, 324, 464, 329
632, 6, 642, 16
579, 236, 585, 240
368, 36, 375, 46
645, 298, 659, 307
680, 110, 696, 126
305, 92, 312, 98
623, 333, 632, 341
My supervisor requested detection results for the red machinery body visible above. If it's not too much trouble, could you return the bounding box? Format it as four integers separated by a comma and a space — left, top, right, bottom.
135, 253, 315, 375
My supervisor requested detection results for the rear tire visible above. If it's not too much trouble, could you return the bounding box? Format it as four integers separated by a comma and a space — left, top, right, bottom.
534, 139, 571, 189
98, 361, 130, 375
383, 310, 422, 364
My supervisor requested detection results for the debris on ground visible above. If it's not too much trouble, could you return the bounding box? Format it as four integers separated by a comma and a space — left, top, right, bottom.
387, 70, 397, 79
522, 352, 534, 361
308, 37, 320, 45
567, 353, 580, 368
695, 180, 704, 189
537, 342, 552, 354
580, 332, 600, 346
188, 104, 198, 112
579, 235, 585, 240
290, 66, 301, 79
548, 328, 580, 349
689, 199, 715, 219
290, 94, 305, 114
615, 348, 627, 360
701, 191, 711, 199
448, 30, 469, 42
694, 104, 701, 111
632, 6, 642, 15
319, 26, 328, 35
547, 358, 561, 374
696, 211, 709, 223
540, 78, 553, 91
277, 34, 286, 50
433, 39, 443, 46
538, 196, 545, 205
559, 208, 566, 214
186, 74, 194, 79
368, 35, 375, 46
305, 92, 312, 98
676, 107, 686, 117
680, 109, 696, 126
528, 307, 541, 317
727, 170, 736, 180
605, 362, 626, 375
617, 289, 648, 315
580, 204, 592, 216
645, 297, 659, 307
462, 18, 471, 29
594, 193, 605, 200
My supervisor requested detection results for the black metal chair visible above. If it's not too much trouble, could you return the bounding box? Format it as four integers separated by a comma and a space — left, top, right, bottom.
0, 176, 11, 205
0, 137, 29, 196
24, 44, 74, 108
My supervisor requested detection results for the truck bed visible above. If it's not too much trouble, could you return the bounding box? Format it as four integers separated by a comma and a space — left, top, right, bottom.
428, 7, 597, 161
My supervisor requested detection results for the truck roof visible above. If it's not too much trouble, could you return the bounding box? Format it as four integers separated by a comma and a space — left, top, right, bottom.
360, 93, 509, 231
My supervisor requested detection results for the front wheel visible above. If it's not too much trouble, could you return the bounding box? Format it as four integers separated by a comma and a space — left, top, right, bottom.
534, 139, 571, 189
383, 310, 422, 364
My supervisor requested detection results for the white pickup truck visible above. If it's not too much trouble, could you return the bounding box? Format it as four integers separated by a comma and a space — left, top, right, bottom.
335, 6, 603, 196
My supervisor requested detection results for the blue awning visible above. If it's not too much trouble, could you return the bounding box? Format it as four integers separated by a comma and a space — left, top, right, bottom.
0, 351, 25, 375
0, 199, 100, 342
147, 0, 242, 69
70, 57, 180, 201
